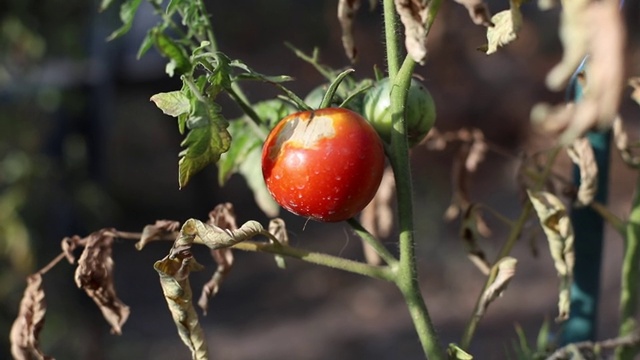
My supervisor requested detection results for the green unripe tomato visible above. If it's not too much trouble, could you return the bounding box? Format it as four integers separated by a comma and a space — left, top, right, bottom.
362, 77, 436, 146
304, 84, 365, 112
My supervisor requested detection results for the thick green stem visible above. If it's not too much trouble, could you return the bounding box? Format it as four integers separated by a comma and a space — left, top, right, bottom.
232, 241, 394, 282
383, 1, 444, 358
615, 176, 640, 359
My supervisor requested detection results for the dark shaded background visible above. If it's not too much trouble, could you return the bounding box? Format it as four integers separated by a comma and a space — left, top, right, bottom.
2, 0, 640, 359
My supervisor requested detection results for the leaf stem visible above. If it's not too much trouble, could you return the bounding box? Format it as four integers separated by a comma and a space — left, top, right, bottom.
232, 241, 395, 282
347, 218, 398, 265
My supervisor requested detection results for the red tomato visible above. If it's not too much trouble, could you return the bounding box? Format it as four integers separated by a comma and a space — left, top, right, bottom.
261, 108, 385, 222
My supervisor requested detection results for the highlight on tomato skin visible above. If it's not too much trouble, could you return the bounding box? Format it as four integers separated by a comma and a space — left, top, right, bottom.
261, 107, 385, 222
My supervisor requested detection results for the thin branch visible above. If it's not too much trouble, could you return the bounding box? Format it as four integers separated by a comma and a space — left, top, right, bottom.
547, 329, 640, 360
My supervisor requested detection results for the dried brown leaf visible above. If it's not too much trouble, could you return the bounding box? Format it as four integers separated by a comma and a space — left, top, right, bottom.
527, 190, 575, 321
74, 229, 130, 335
466, 129, 488, 172
533, 0, 625, 144
268, 218, 289, 269
567, 137, 598, 206
155, 253, 208, 360
484, 0, 523, 55
135, 220, 180, 250
452, 0, 493, 27
60, 235, 81, 264
360, 166, 395, 265
477, 257, 517, 316
10, 274, 53, 360
394, 0, 431, 65
197, 204, 238, 314
338, 0, 361, 63
174, 218, 265, 256
613, 116, 640, 168
629, 77, 640, 106
461, 205, 492, 275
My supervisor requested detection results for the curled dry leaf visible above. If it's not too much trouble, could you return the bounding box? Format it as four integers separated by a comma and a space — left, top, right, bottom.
461, 205, 492, 275
338, 0, 361, 62
394, 0, 431, 65
527, 190, 575, 321
74, 229, 130, 335
155, 253, 208, 360
135, 220, 180, 250
612, 116, 640, 168
476, 257, 517, 317
360, 166, 395, 265
10, 274, 53, 360
198, 203, 237, 314
452, 0, 493, 27
61, 235, 82, 264
629, 77, 640, 105
268, 218, 289, 269
174, 218, 265, 256
484, 0, 523, 54
566, 137, 598, 207
532, 0, 625, 144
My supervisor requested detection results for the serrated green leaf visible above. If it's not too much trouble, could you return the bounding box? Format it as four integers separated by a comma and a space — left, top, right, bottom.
150, 91, 190, 117
178, 101, 231, 189
230, 60, 294, 84
153, 31, 191, 76
207, 54, 232, 91
166, 0, 185, 14
106, 0, 143, 41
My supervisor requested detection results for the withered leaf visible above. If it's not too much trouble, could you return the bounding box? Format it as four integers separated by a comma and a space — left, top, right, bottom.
461, 205, 492, 275
174, 218, 265, 256
268, 218, 289, 269
612, 116, 640, 168
567, 137, 598, 207
135, 220, 180, 250
452, 0, 493, 27
197, 203, 238, 314
484, 0, 523, 55
155, 254, 208, 360
360, 166, 395, 265
533, 0, 625, 144
477, 257, 517, 316
394, 0, 432, 65
74, 229, 130, 335
527, 190, 575, 321
338, 0, 361, 63
629, 77, 640, 106
61, 235, 81, 264
10, 274, 53, 360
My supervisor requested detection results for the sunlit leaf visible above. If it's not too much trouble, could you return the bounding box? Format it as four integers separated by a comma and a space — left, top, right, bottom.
175, 218, 265, 253
452, 0, 493, 27
527, 190, 574, 321
135, 220, 180, 250
238, 146, 280, 217
612, 116, 640, 168
153, 31, 191, 77
394, 0, 431, 65
477, 257, 517, 316
150, 91, 190, 117
448, 343, 474, 359
485, 1, 523, 55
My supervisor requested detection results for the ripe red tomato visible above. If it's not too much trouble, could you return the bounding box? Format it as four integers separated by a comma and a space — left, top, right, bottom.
261, 108, 385, 222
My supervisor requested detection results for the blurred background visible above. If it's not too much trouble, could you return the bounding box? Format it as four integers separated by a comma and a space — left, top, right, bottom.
2, 0, 640, 359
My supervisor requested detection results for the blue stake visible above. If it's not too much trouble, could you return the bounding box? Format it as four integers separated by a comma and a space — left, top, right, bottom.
561, 61, 612, 344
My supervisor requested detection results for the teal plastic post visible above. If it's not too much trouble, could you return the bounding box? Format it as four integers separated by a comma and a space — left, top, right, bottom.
561, 65, 611, 344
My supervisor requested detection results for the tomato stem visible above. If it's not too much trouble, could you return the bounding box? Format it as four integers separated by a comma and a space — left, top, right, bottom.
347, 218, 398, 265
383, 0, 445, 358
232, 241, 395, 282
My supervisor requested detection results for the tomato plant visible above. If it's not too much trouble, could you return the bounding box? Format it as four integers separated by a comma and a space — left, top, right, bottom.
261, 107, 385, 222
363, 77, 436, 146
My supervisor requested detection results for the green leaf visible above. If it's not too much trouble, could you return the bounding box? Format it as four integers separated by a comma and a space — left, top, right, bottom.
136, 28, 156, 59
150, 91, 190, 117
106, 0, 143, 41
178, 100, 231, 189
535, 318, 551, 354
207, 54, 232, 92
514, 324, 531, 356
153, 31, 191, 76
217, 120, 259, 185
166, 0, 185, 14
99, 0, 115, 12
230, 59, 293, 84
238, 146, 280, 217
448, 344, 473, 359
